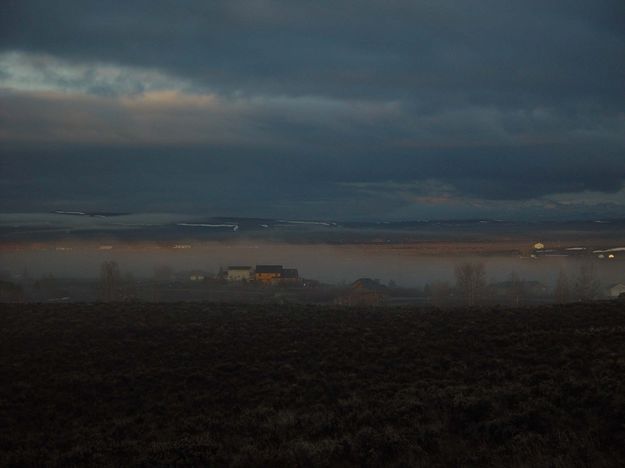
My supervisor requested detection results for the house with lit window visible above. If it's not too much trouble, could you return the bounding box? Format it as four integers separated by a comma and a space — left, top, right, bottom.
255, 265, 284, 283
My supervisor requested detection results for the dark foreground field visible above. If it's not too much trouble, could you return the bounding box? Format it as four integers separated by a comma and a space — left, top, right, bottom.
1, 302, 625, 467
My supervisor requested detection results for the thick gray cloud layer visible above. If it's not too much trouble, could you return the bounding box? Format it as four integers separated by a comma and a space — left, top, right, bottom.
1, 0, 624, 218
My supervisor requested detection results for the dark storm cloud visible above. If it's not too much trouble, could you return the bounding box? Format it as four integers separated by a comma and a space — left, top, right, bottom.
0, 0, 624, 218
2, 141, 624, 219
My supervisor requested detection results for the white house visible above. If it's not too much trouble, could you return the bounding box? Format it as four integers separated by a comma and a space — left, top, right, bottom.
226, 266, 253, 282
606, 283, 625, 298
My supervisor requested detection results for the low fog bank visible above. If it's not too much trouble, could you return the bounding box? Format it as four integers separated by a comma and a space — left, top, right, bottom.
1, 241, 623, 289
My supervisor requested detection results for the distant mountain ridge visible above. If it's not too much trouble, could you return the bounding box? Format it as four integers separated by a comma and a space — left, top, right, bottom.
0, 212, 623, 244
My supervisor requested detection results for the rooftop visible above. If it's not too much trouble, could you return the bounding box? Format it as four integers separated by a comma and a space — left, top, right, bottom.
255, 265, 283, 274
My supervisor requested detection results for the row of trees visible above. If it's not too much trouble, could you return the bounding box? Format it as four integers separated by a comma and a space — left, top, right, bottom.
553, 263, 601, 303
426, 262, 603, 307
99, 261, 138, 301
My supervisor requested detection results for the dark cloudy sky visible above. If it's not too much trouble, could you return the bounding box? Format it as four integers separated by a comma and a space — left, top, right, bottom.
1, 0, 624, 220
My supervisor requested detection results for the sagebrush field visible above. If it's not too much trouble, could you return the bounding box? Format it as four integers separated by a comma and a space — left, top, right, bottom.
2, 302, 625, 466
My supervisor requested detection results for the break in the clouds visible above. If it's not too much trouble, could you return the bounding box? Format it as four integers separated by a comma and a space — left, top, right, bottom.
0, 1, 624, 219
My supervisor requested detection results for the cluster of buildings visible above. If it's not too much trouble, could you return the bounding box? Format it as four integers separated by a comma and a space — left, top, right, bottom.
531, 242, 622, 260
225, 265, 300, 285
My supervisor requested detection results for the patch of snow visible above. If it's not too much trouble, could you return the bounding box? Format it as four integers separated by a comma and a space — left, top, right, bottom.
178, 222, 239, 230
53, 210, 87, 216
278, 220, 332, 226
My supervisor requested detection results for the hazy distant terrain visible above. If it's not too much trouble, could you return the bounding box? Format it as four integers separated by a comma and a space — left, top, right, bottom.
2, 212, 625, 245
2, 213, 625, 290
2, 302, 625, 466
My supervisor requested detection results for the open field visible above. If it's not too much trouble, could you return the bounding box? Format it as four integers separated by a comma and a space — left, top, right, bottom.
2, 302, 625, 466
3, 235, 625, 256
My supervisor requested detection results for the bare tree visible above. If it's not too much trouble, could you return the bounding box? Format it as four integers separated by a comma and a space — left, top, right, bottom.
0, 280, 24, 302
100, 261, 121, 301
454, 262, 487, 307
123, 272, 138, 301
507, 272, 526, 306
554, 269, 570, 304
574, 262, 600, 301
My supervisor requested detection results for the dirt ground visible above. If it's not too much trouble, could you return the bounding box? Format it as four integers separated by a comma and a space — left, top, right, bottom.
2, 301, 625, 466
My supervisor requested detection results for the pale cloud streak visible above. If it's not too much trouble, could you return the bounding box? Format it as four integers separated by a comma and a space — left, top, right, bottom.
1, 50, 622, 153
0, 51, 191, 96
340, 179, 625, 219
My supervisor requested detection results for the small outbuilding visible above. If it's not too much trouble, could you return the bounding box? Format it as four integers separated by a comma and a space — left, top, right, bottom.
351, 278, 387, 291
335, 278, 388, 306
175, 270, 210, 282
279, 268, 300, 285
606, 283, 625, 298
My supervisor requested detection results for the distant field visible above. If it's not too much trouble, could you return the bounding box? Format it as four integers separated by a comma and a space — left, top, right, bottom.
3, 235, 625, 255
2, 302, 625, 466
